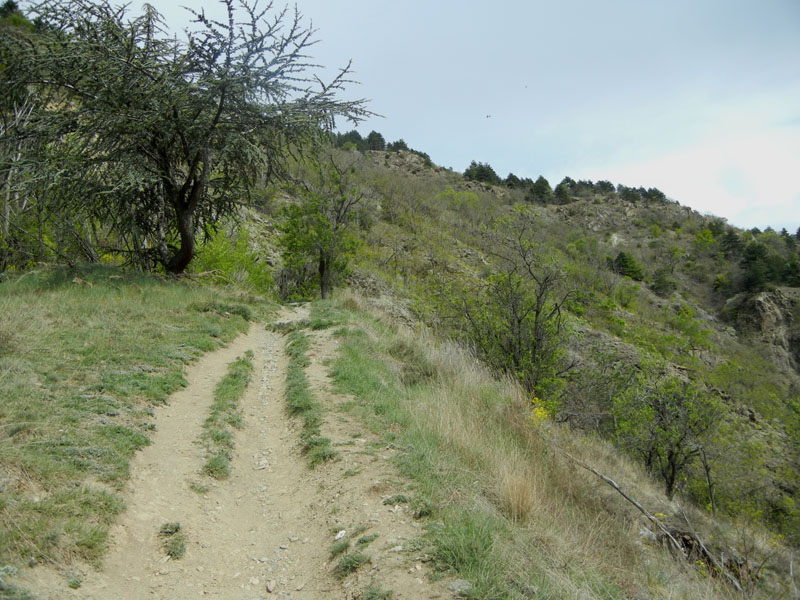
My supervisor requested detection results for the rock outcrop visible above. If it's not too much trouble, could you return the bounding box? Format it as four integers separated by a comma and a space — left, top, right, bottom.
728, 287, 800, 375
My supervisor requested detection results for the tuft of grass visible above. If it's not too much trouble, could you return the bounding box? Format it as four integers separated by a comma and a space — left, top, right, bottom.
309, 301, 350, 330
199, 352, 254, 479
360, 583, 394, 600
283, 330, 336, 467
334, 552, 370, 579
190, 301, 254, 321
382, 494, 410, 506
159, 522, 186, 559
428, 508, 506, 593
306, 436, 336, 467
330, 539, 350, 557
187, 481, 210, 495
0, 266, 253, 567
202, 452, 231, 479
159, 522, 181, 535
356, 534, 379, 546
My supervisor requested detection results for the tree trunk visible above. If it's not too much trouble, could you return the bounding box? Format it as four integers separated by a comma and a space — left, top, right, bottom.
165, 163, 206, 274
1, 168, 11, 271
166, 206, 195, 274
699, 447, 716, 515
664, 459, 677, 500
319, 251, 331, 299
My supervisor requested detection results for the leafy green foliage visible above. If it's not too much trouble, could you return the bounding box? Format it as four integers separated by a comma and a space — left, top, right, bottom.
613, 374, 722, 499
612, 251, 645, 280
278, 153, 369, 299
2, 0, 368, 273
191, 223, 273, 294
463, 160, 501, 185
436, 206, 573, 400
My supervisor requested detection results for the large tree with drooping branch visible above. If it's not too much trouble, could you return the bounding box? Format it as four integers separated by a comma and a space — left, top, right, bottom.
1, 0, 369, 272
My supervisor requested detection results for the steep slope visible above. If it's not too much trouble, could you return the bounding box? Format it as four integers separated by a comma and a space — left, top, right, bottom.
262, 148, 800, 549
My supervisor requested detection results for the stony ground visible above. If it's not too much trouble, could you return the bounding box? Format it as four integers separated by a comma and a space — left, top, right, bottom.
17, 307, 458, 599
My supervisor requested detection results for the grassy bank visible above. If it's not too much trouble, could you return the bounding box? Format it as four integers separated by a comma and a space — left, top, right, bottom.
318, 295, 788, 599
200, 352, 255, 479
284, 329, 336, 467
0, 266, 268, 569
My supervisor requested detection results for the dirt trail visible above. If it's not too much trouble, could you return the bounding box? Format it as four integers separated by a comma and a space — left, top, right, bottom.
19, 308, 453, 599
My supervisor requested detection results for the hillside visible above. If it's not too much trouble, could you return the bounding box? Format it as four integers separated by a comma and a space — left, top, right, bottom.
330, 148, 800, 547
1, 3, 799, 595
0, 266, 792, 599
0, 267, 796, 599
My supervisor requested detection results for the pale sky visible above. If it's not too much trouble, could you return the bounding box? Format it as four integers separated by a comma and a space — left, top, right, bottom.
136, 1, 800, 231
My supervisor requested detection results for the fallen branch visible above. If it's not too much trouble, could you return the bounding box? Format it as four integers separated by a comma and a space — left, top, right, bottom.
676, 504, 743, 593
552, 442, 686, 557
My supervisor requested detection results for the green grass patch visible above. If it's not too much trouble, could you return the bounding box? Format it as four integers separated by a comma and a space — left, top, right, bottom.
199, 352, 254, 479
334, 551, 370, 579
309, 300, 351, 330
283, 329, 336, 467
189, 301, 254, 322
0, 265, 258, 569
428, 508, 508, 594
330, 539, 350, 557
356, 533, 379, 546
159, 522, 186, 559
382, 494, 410, 506
360, 583, 394, 600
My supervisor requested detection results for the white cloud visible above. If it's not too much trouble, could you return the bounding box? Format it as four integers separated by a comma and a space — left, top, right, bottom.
585, 127, 800, 230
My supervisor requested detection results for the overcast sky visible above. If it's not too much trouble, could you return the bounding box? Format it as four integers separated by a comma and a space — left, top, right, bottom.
135, 0, 799, 231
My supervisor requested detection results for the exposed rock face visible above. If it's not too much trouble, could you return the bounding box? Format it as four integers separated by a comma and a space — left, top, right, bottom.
730, 288, 800, 375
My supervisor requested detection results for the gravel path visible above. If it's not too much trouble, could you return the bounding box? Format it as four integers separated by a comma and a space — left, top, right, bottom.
19, 308, 453, 599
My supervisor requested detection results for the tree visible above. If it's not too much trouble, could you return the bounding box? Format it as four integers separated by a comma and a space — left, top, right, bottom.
1, 0, 368, 273
336, 129, 366, 151
504, 172, 521, 188
693, 227, 715, 253
721, 229, 743, 257
463, 160, 500, 185
553, 177, 573, 204
612, 251, 644, 280
613, 374, 721, 499
386, 138, 409, 152
651, 267, 676, 297
594, 180, 615, 194
642, 187, 667, 203
442, 205, 574, 399
278, 152, 369, 299
527, 175, 553, 203
365, 130, 385, 151
617, 185, 641, 203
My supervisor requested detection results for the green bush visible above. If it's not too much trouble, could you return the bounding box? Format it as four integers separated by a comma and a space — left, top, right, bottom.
192, 223, 273, 294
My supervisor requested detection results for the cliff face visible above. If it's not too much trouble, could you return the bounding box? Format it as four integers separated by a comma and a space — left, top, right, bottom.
730, 288, 800, 376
